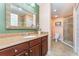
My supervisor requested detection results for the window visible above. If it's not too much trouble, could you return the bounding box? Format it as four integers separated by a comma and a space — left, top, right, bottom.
33, 14, 36, 27
10, 13, 18, 26
25, 15, 33, 27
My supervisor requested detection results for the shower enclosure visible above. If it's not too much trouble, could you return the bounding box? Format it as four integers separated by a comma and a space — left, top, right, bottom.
63, 16, 73, 47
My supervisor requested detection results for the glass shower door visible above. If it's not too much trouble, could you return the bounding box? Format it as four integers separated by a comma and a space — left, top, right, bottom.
63, 16, 73, 47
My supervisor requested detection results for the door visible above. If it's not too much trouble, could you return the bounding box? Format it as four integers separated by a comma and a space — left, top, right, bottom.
29, 44, 41, 56
42, 40, 48, 56
63, 16, 73, 46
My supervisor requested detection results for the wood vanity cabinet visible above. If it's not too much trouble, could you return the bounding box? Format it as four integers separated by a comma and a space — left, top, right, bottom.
17, 50, 29, 56
0, 42, 29, 56
0, 47, 15, 56
0, 35, 48, 56
13, 42, 29, 55
29, 44, 41, 56
29, 38, 41, 56
13, 42, 29, 56
41, 36, 48, 56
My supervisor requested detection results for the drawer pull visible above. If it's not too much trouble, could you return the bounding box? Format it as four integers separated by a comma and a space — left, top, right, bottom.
30, 50, 32, 52
15, 49, 18, 52
25, 53, 28, 55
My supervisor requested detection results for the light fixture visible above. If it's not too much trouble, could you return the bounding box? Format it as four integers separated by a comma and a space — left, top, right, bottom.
18, 8, 23, 11
53, 9, 56, 12
55, 15, 58, 18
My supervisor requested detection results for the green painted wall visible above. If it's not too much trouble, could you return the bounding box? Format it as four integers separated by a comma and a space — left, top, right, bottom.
0, 3, 39, 34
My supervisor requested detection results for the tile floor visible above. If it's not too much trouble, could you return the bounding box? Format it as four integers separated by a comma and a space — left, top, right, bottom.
47, 40, 77, 56
63, 39, 73, 47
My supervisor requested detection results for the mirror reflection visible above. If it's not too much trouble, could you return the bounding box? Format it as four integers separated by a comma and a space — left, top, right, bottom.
6, 4, 37, 29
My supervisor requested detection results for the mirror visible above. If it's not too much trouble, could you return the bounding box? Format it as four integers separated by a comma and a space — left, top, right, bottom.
6, 3, 38, 29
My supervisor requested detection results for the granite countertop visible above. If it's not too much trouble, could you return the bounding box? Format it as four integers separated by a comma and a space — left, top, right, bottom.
0, 33, 48, 50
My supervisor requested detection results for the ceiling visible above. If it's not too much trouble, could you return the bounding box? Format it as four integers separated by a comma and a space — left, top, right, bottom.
11, 4, 26, 16
51, 3, 75, 18
11, 4, 32, 16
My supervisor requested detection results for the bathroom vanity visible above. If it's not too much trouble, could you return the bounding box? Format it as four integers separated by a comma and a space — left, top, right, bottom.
0, 34, 48, 56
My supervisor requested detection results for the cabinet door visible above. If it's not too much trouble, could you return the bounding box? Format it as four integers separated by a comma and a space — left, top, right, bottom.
29, 44, 41, 56
13, 42, 29, 55
16, 50, 29, 56
42, 40, 48, 56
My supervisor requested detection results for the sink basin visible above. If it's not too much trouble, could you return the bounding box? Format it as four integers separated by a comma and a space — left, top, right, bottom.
24, 35, 36, 39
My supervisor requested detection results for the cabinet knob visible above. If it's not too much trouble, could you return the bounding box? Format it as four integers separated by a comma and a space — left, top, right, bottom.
30, 50, 32, 52
15, 49, 18, 52
25, 53, 28, 55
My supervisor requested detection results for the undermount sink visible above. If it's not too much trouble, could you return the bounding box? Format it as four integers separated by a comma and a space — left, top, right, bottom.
24, 35, 36, 39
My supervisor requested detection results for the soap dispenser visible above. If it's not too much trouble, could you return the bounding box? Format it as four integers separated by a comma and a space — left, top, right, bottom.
38, 28, 41, 34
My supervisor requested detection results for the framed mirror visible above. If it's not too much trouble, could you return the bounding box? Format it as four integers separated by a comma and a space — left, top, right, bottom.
6, 3, 38, 29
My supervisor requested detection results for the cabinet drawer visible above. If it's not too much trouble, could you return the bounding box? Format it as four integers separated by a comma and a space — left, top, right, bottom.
29, 38, 41, 47
0, 48, 14, 56
16, 50, 29, 56
12, 42, 29, 55
41, 35, 48, 41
